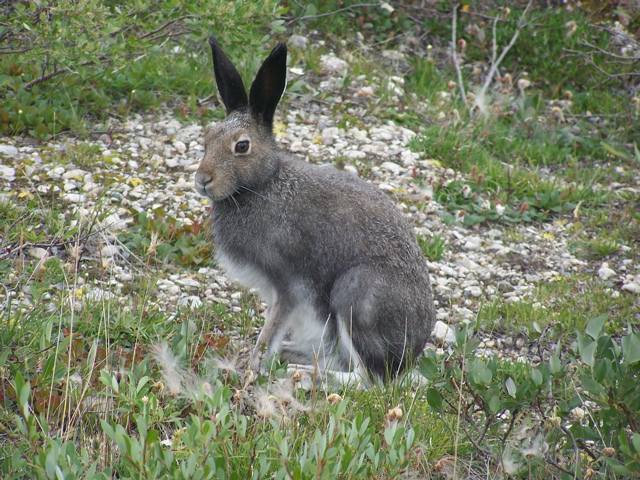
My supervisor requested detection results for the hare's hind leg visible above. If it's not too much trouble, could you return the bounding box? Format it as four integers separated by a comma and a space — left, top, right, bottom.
330, 265, 413, 379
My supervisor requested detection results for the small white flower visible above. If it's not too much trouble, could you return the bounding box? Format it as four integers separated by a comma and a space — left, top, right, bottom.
517, 78, 531, 90
522, 433, 548, 459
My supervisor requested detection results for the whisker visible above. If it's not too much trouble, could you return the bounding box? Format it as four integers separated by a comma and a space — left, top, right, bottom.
240, 186, 266, 199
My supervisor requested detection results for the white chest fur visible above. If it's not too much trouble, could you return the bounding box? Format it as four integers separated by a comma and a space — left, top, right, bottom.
217, 252, 276, 305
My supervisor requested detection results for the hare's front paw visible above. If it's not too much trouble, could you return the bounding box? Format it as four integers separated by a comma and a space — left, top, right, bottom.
249, 350, 264, 376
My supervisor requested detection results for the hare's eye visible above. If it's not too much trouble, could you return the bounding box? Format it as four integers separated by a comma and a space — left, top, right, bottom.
235, 140, 250, 154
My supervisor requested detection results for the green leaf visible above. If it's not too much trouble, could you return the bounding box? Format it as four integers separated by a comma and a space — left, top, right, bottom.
621, 332, 640, 365
580, 340, 597, 367
463, 213, 485, 226
585, 314, 607, 340
601, 141, 633, 163
579, 375, 606, 397
488, 395, 501, 414
384, 423, 401, 447
417, 357, 438, 380
632, 433, 640, 454
146, 429, 159, 445
99, 370, 119, 392
603, 456, 633, 475
405, 428, 415, 450
426, 387, 444, 411
549, 354, 562, 374
531, 368, 543, 386
505, 377, 516, 397
101, 420, 115, 440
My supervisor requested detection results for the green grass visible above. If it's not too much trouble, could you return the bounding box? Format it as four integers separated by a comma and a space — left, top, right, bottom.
478, 274, 638, 333
417, 233, 447, 261
0, 0, 287, 137
1, 2, 640, 479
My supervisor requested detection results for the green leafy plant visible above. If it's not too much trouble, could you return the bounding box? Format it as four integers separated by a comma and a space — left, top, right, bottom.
417, 233, 447, 261
433, 179, 577, 226
119, 207, 212, 268
0, 0, 287, 137
419, 317, 640, 479
571, 315, 640, 477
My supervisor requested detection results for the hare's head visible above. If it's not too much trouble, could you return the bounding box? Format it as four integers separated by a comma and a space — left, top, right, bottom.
195, 37, 287, 201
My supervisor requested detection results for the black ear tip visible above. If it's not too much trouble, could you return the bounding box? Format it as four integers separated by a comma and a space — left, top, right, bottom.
272, 42, 287, 57
209, 36, 221, 50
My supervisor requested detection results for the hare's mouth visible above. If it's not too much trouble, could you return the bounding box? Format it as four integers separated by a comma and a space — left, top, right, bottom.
194, 180, 208, 197
194, 171, 217, 199
194, 175, 232, 202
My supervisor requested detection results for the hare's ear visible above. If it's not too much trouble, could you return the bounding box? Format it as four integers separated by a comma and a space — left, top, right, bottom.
209, 36, 248, 115
249, 43, 287, 128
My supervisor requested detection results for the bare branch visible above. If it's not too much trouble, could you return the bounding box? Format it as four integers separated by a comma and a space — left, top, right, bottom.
590, 23, 640, 47
0, 223, 110, 261
23, 67, 68, 91
451, 5, 466, 102
0, 211, 32, 248
139, 16, 190, 40
0, 48, 35, 55
589, 59, 640, 78
581, 40, 640, 62
286, 2, 385, 26
146, 30, 191, 43
472, 0, 534, 116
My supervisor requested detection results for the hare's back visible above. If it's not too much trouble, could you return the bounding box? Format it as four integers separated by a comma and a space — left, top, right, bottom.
281, 157, 418, 250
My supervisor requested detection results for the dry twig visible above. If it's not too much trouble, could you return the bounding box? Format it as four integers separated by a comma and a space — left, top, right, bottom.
451, 5, 466, 102
286, 2, 386, 26
471, 0, 534, 116
138, 16, 191, 40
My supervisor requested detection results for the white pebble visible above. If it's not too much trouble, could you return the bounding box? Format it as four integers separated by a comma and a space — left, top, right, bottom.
28, 247, 48, 259
100, 245, 120, 258
465, 286, 482, 297
62, 169, 87, 180
456, 255, 481, 272
343, 165, 359, 176
598, 263, 616, 281
621, 283, 640, 294
48, 166, 66, 179
0, 144, 19, 156
173, 140, 187, 154
176, 277, 200, 289
380, 161, 402, 174
440, 265, 457, 277
0, 165, 17, 180
179, 296, 203, 308
463, 237, 483, 251
346, 150, 366, 159
432, 320, 456, 343
320, 54, 348, 75
62, 193, 86, 203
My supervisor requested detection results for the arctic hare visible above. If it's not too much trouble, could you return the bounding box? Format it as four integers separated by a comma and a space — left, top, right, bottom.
194, 36, 435, 381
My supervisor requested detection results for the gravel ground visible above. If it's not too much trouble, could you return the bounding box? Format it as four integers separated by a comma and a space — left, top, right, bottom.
1, 62, 639, 366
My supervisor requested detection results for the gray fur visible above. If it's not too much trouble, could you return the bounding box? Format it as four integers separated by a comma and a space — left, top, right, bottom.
194, 37, 435, 381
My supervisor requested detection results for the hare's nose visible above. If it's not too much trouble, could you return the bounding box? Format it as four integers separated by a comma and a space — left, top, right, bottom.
194, 171, 213, 196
